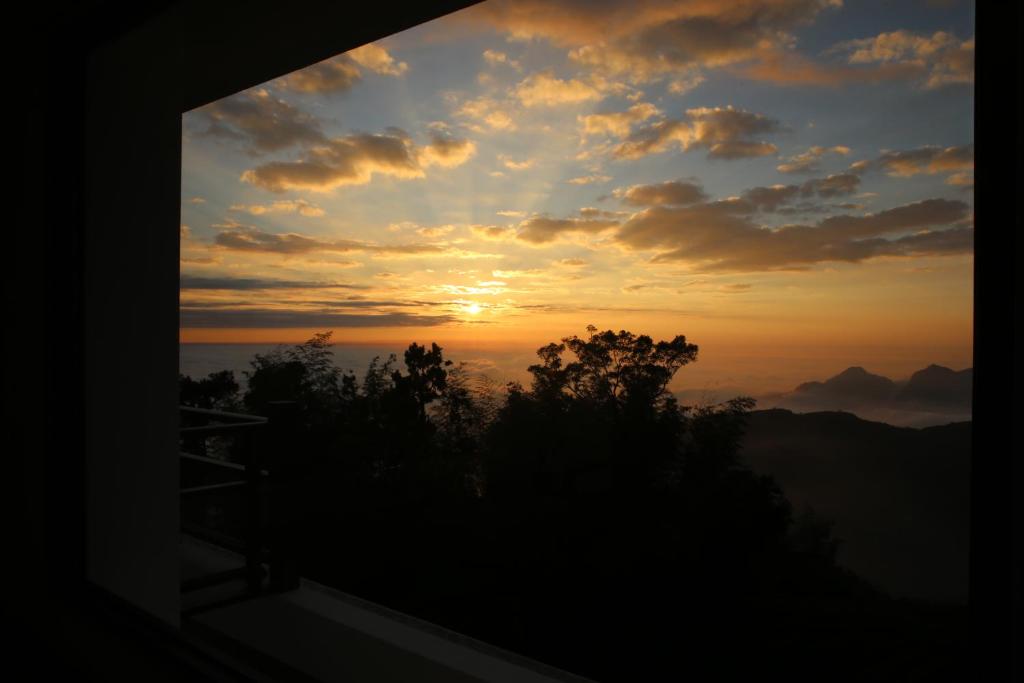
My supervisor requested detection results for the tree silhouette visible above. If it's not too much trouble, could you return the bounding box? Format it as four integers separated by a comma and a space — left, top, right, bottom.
176, 327, 960, 683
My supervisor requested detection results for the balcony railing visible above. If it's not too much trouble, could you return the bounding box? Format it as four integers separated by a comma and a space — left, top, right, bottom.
179, 403, 299, 617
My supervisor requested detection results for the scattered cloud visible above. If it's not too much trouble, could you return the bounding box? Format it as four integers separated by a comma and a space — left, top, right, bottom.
240, 128, 474, 192
180, 276, 367, 290
195, 88, 325, 153
777, 145, 851, 173
276, 55, 362, 94
578, 102, 660, 139
866, 144, 974, 177
470, 224, 516, 240
455, 95, 517, 131
500, 155, 535, 170
482, 49, 522, 71
613, 106, 782, 160
615, 180, 708, 206
615, 197, 971, 271
801, 173, 861, 197
516, 215, 620, 244
348, 43, 408, 76
416, 224, 457, 238
514, 71, 602, 107
229, 199, 325, 217
831, 30, 974, 89
180, 309, 456, 328
567, 174, 612, 185
276, 43, 407, 94
417, 131, 478, 168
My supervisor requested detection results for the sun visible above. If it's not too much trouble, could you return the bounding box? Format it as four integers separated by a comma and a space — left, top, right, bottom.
465, 303, 482, 315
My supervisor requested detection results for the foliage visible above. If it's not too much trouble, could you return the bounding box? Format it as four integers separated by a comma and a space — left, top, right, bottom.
179, 327, 878, 681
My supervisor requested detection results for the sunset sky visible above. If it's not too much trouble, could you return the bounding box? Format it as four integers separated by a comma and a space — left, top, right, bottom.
180, 0, 974, 395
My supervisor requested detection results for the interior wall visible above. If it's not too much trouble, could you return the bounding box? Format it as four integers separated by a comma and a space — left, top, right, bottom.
84, 5, 184, 625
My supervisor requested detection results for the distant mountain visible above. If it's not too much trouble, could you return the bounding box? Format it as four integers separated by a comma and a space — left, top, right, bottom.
794, 366, 896, 403
897, 365, 973, 407
741, 409, 970, 604
759, 364, 972, 427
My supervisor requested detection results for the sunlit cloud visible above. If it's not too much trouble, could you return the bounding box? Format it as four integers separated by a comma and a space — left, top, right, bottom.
516, 215, 621, 244
240, 128, 474, 192
513, 71, 603, 107
195, 88, 325, 153
275, 42, 407, 94
615, 197, 971, 271
614, 180, 707, 206
482, 49, 522, 71
229, 199, 325, 217
567, 174, 612, 185
830, 30, 974, 89
777, 145, 851, 174
578, 102, 660, 139
614, 106, 782, 160
500, 155, 535, 170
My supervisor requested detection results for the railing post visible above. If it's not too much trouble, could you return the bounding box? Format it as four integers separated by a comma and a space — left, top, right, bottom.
241, 426, 263, 595
266, 400, 301, 592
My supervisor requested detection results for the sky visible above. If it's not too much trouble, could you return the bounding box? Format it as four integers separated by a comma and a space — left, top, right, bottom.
180, 0, 974, 396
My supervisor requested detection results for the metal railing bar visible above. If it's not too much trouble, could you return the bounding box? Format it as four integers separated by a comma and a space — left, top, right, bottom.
180, 452, 245, 471
179, 452, 270, 476
181, 481, 248, 496
180, 406, 269, 422
180, 421, 268, 435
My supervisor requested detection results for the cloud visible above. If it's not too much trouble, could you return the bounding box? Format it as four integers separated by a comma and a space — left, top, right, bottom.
195, 88, 325, 152
185, 197, 206, 204
735, 50, 926, 86
513, 71, 602, 107
455, 96, 517, 131
800, 173, 860, 197
777, 145, 851, 173
276, 43, 407, 94
415, 225, 456, 237
277, 55, 363, 94
832, 30, 974, 89
614, 197, 971, 271
516, 215, 620, 244
214, 226, 366, 254
945, 171, 973, 189
347, 43, 408, 76
613, 106, 781, 160
615, 180, 708, 206
180, 276, 366, 290
500, 155, 535, 170
556, 258, 588, 266
229, 199, 325, 217
865, 144, 974, 177
482, 49, 521, 71
180, 309, 457, 329
463, 0, 843, 85
496, 210, 526, 217
578, 102, 660, 139
417, 132, 478, 168
567, 174, 612, 185
240, 128, 474, 192
741, 185, 801, 211
470, 224, 516, 240
212, 225, 454, 257
667, 73, 706, 95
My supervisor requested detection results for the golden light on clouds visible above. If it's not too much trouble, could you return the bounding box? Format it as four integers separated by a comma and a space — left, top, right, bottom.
181, 0, 974, 392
